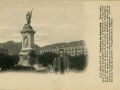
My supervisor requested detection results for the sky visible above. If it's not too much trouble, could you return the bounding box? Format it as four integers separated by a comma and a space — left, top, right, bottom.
0, 0, 87, 47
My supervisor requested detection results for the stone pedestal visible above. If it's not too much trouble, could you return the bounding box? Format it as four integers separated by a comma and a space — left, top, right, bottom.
18, 24, 39, 68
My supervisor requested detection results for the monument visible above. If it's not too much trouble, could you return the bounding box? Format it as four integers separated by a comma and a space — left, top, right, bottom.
18, 9, 39, 68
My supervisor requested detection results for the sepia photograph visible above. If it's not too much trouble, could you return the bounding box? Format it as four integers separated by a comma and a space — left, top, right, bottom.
0, 1, 88, 74
0, 0, 120, 90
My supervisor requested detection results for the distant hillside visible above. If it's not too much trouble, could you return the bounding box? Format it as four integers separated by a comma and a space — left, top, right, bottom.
0, 41, 40, 55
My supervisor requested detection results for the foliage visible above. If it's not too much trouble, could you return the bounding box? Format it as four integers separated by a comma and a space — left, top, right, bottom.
0, 52, 88, 71
68, 54, 88, 71
37, 52, 88, 71
28, 50, 37, 71
0, 54, 19, 71
37, 52, 58, 67
28, 50, 36, 65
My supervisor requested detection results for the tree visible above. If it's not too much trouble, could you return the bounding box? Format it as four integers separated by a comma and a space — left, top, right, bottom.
0, 53, 4, 68
0, 55, 15, 71
28, 50, 36, 71
37, 52, 58, 67
68, 54, 88, 71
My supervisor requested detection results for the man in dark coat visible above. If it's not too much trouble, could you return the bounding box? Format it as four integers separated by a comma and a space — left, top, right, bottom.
57, 49, 69, 74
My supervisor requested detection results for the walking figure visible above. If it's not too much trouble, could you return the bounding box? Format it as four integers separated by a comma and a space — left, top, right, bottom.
53, 58, 58, 73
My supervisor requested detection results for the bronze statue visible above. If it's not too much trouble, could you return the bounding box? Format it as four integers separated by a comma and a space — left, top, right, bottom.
26, 9, 33, 25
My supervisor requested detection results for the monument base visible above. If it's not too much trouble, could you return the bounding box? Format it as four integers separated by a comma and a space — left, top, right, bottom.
18, 48, 39, 70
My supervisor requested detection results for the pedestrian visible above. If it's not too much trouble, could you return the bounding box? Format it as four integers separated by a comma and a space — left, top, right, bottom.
57, 49, 69, 74
47, 63, 51, 72
53, 58, 58, 73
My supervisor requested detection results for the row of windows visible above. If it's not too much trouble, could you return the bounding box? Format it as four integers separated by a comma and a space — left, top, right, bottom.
67, 52, 85, 54
40, 50, 87, 54
40, 46, 86, 50
40, 52, 86, 56
40, 49, 87, 53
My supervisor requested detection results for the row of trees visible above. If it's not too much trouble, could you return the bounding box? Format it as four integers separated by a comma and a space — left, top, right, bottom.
68, 54, 88, 70
0, 50, 36, 71
0, 52, 88, 71
0, 54, 19, 71
37, 52, 58, 67
37, 52, 88, 71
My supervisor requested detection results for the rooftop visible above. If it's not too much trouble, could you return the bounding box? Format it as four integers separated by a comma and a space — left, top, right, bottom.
40, 40, 85, 49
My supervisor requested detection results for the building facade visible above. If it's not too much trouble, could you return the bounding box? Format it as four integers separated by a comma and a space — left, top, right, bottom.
40, 40, 87, 56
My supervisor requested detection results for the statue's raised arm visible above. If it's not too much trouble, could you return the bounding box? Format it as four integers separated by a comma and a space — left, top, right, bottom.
30, 9, 33, 18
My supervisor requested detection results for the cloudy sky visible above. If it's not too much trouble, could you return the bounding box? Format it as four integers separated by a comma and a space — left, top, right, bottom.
0, 0, 87, 47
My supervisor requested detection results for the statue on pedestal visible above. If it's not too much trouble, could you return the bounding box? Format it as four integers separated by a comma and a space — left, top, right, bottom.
22, 9, 34, 32
18, 9, 39, 70
26, 9, 33, 25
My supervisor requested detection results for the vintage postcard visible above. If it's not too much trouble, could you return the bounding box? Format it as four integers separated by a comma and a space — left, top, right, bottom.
0, 0, 120, 90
